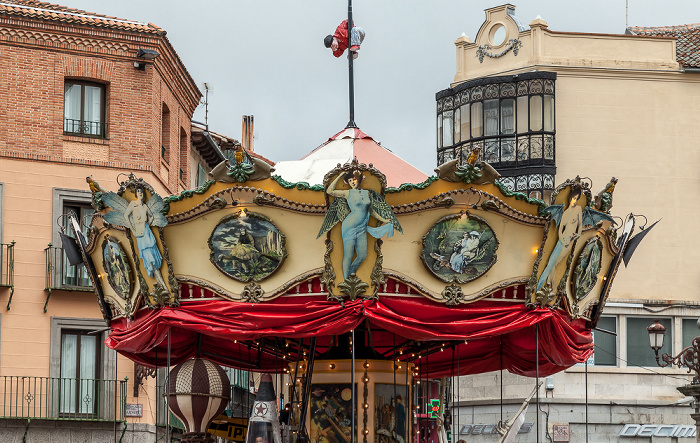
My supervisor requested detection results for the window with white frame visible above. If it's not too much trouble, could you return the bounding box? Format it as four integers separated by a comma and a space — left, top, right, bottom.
64, 80, 106, 138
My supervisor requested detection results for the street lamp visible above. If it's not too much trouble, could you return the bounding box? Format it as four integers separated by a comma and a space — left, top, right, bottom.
648, 319, 700, 443
647, 319, 700, 383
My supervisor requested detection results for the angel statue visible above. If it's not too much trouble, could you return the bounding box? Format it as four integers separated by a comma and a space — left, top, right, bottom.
102, 186, 168, 291
317, 170, 403, 279
536, 186, 614, 292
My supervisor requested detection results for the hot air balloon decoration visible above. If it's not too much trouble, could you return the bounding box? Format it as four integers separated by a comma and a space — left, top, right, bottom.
168, 358, 231, 442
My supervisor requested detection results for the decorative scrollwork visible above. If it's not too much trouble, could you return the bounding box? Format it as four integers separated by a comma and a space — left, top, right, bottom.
322, 239, 337, 300
368, 239, 384, 300
242, 282, 264, 303
476, 39, 523, 63
338, 274, 369, 301
254, 193, 276, 206
442, 283, 464, 306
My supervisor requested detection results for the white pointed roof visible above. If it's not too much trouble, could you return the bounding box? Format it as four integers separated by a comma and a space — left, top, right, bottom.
274, 127, 428, 187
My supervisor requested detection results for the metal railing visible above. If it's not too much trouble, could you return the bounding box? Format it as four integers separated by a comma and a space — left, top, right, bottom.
45, 245, 92, 292
0, 242, 15, 288
64, 118, 107, 138
0, 376, 126, 421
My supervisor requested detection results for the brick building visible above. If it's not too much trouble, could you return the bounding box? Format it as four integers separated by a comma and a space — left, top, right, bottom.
0, 1, 217, 440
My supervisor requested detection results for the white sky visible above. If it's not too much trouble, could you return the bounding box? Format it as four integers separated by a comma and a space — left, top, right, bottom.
58, 0, 698, 174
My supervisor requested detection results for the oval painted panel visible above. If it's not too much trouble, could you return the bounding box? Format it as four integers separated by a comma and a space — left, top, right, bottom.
209, 212, 287, 282
420, 213, 499, 283
573, 237, 603, 301
101, 236, 132, 299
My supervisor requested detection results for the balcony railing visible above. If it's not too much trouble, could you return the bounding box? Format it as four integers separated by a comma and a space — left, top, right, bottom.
0, 242, 15, 310
64, 118, 107, 138
45, 244, 92, 312
45, 244, 92, 292
0, 376, 126, 421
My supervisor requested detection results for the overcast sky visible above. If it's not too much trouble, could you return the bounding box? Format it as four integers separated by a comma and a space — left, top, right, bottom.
60, 0, 698, 174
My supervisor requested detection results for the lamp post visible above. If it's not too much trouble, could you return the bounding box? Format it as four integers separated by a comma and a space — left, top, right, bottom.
647, 319, 700, 442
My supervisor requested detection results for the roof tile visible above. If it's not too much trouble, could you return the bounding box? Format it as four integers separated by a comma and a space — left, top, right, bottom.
627, 23, 700, 68
0, 0, 163, 34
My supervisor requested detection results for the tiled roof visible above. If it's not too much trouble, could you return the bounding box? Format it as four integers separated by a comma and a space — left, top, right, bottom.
0, 0, 164, 34
627, 23, 700, 68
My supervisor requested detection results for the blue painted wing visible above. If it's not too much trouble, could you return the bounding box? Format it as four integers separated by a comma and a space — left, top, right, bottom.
317, 197, 350, 238
544, 204, 564, 226
101, 192, 129, 228
368, 190, 403, 234
582, 206, 616, 227
145, 193, 168, 228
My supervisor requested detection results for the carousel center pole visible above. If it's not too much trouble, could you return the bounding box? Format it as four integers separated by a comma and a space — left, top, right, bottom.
351, 329, 356, 443
346, 0, 357, 129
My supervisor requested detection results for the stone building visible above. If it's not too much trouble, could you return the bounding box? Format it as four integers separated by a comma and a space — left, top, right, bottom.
436, 5, 700, 442
0, 1, 251, 441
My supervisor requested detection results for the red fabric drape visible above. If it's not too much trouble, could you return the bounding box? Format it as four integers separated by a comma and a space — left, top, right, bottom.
106, 295, 592, 377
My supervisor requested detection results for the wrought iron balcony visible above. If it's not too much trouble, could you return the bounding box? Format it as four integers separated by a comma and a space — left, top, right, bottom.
0, 242, 15, 310
45, 244, 93, 312
0, 376, 126, 421
63, 118, 107, 138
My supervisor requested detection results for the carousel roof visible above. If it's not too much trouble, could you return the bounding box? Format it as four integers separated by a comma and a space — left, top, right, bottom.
273, 127, 428, 187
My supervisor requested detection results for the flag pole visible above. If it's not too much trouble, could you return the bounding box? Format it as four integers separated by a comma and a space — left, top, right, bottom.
346, 0, 357, 128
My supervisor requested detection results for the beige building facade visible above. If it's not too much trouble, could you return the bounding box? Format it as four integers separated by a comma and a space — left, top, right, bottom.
437, 5, 700, 442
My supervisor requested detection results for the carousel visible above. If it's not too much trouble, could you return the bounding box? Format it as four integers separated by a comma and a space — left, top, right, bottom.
69, 5, 647, 443
72, 143, 645, 442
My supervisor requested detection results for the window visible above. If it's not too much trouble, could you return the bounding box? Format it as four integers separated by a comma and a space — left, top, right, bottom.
52, 189, 94, 289
459, 104, 470, 139
627, 317, 672, 367
592, 316, 617, 366
64, 80, 106, 138
682, 318, 700, 350
49, 317, 114, 419
179, 127, 188, 184
197, 164, 207, 188
435, 72, 556, 198
162, 103, 171, 162
442, 111, 454, 147
60, 330, 99, 415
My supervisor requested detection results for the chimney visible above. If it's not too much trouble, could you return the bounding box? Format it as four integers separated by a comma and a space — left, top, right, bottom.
241, 115, 254, 152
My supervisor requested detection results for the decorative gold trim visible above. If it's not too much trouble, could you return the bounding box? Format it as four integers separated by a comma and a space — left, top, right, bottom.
242, 282, 264, 303
321, 238, 337, 299
175, 269, 325, 302
338, 274, 369, 301
442, 283, 464, 306
368, 239, 384, 300
382, 269, 529, 304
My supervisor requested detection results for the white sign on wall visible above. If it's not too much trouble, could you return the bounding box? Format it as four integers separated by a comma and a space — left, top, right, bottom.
125, 403, 143, 417
552, 424, 570, 442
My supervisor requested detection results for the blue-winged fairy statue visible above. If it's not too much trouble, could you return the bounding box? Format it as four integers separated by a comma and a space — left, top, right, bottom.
317, 168, 402, 280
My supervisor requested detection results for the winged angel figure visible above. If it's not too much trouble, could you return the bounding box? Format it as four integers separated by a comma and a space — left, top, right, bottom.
317, 170, 403, 279
102, 186, 168, 291
536, 187, 615, 291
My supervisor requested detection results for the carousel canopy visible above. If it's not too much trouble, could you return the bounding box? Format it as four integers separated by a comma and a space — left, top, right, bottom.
81, 152, 639, 379
273, 127, 427, 187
